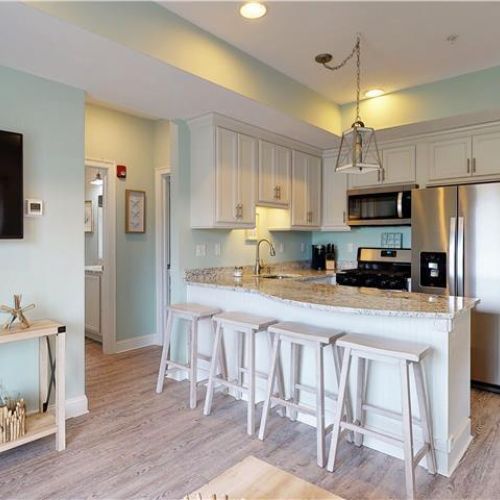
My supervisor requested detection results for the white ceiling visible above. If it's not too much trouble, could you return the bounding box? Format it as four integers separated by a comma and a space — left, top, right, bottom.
0, 2, 336, 148
162, 1, 500, 104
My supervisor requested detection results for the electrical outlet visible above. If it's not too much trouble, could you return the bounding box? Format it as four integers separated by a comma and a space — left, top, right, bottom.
214, 242, 221, 256
278, 242, 285, 254
195, 244, 206, 257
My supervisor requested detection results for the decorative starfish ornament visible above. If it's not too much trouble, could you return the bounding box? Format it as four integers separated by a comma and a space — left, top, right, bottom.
0, 295, 35, 330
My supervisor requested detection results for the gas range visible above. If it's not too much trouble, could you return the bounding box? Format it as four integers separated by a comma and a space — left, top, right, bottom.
336, 248, 412, 291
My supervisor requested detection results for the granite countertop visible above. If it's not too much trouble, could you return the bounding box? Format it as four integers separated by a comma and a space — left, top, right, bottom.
185, 266, 479, 320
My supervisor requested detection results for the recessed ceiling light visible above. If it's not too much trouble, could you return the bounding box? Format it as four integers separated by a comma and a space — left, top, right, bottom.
240, 2, 267, 20
364, 89, 385, 98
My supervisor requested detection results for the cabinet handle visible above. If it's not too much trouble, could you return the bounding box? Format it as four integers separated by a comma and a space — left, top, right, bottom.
467, 158, 471, 174
239, 203, 243, 219
377, 170, 381, 183
277, 185, 281, 200
235, 204, 239, 219
273, 186, 279, 200
472, 157, 477, 174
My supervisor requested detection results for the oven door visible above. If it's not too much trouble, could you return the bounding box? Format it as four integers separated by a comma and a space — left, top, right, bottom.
347, 186, 413, 226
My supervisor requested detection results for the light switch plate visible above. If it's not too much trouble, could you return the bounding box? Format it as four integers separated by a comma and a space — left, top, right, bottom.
25, 199, 44, 217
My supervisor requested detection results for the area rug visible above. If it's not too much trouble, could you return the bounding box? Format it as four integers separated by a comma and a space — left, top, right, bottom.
187, 455, 343, 499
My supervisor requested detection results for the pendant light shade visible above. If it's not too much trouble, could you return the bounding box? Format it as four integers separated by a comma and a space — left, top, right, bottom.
316, 35, 383, 175
335, 120, 382, 174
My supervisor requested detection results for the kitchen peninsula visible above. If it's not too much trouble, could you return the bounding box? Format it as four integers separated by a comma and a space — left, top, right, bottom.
186, 266, 478, 477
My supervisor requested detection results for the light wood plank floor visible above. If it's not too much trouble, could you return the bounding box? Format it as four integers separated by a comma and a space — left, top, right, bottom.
0, 340, 499, 499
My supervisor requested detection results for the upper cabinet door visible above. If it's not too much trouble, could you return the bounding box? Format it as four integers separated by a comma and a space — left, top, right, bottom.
429, 136, 472, 181
258, 140, 290, 206
472, 130, 500, 177
215, 127, 239, 224
322, 154, 349, 230
291, 151, 309, 227
349, 169, 380, 188
382, 145, 416, 184
237, 132, 257, 225
307, 154, 322, 226
274, 144, 291, 205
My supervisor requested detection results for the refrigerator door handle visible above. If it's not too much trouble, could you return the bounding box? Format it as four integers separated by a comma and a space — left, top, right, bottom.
457, 216, 465, 297
449, 217, 457, 296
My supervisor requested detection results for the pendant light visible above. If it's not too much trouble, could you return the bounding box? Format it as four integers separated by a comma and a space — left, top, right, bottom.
90, 172, 103, 186
316, 35, 383, 175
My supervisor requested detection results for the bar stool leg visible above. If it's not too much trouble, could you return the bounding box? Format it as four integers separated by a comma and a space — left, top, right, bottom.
289, 343, 300, 421
354, 355, 366, 447
216, 321, 229, 394
258, 333, 281, 441
412, 362, 437, 475
204, 322, 223, 416
247, 330, 256, 436
266, 331, 285, 417
326, 347, 352, 472
400, 360, 415, 500
189, 318, 199, 409
332, 345, 354, 443
315, 343, 326, 468
156, 310, 174, 394
237, 331, 244, 400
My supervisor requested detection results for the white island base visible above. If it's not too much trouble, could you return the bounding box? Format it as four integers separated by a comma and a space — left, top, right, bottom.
187, 283, 472, 477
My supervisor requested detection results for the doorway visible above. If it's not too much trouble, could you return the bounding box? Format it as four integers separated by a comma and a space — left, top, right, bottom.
155, 169, 171, 345
85, 159, 116, 354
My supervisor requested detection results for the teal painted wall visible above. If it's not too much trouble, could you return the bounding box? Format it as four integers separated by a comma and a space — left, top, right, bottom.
313, 227, 411, 262
0, 65, 85, 411
342, 65, 500, 131
31, 1, 341, 134
85, 104, 157, 341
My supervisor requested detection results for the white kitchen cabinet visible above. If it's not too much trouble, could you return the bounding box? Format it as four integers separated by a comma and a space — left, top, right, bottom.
428, 135, 471, 181
258, 140, 291, 206
291, 151, 321, 228
472, 130, 500, 177
85, 272, 101, 338
349, 170, 380, 188
321, 152, 350, 231
190, 116, 257, 228
382, 145, 416, 184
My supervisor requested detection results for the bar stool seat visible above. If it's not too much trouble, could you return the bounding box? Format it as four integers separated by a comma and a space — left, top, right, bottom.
327, 333, 437, 500
156, 303, 226, 410
258, 322, 352, 468
204, 311, 285, 436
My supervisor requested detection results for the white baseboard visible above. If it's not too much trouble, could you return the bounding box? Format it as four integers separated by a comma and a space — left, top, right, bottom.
114, 333, 162, 353
66, 395, 89, 419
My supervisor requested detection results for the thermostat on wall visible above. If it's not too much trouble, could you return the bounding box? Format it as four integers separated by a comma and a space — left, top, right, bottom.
25, 199, 44, 217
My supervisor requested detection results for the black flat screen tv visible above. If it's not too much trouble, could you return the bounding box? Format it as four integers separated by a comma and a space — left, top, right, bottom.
0, 130, 23, 239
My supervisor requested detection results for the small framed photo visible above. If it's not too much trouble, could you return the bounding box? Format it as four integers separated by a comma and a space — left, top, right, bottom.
125, 190, 146, 233
84, 200, 93, 233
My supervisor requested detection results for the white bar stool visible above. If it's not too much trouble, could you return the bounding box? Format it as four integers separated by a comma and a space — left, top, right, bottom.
156, 303, 226, 410
204, 311, 285, 436
258, 321, 352, 468
327, 333, 437, 499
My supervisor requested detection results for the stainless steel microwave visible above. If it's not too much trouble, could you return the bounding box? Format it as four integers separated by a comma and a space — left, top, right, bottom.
347, 184, 416, 226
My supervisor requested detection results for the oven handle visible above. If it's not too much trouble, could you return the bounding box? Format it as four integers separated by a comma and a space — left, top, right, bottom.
397, 192, 404, 218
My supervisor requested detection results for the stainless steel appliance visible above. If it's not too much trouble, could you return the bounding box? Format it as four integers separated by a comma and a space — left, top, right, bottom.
336, 247, 412, 290
412, 184, 500, 391
347, 184, 416, 226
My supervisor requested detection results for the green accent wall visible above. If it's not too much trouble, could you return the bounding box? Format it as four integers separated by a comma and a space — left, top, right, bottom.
85, 104, 157, 341
31, 1, 341, 134
0, 65, 85, 411
341, 65, 500, 131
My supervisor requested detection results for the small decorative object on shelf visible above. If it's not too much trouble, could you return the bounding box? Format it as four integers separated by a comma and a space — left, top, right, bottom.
0, 295, 35, 330
0, 395, 26, 444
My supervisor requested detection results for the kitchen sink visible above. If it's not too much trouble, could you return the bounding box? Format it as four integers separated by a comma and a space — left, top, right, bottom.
254, 273, 302, 279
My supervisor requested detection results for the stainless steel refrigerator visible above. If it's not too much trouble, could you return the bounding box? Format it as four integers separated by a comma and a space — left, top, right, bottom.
412, 183, 500, 391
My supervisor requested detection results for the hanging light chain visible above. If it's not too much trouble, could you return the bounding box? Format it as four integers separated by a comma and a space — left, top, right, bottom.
317, 34, 362, 122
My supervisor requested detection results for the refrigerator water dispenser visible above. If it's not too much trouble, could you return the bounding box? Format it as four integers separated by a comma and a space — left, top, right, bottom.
420, 252, 447, 288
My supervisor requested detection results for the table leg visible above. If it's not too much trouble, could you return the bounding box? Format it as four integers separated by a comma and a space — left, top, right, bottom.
55, 331, 66, 451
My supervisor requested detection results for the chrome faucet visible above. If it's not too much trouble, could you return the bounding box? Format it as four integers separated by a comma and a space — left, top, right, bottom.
255, 238, 276, 275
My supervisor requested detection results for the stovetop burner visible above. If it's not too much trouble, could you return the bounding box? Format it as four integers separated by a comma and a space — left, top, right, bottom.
336, 247, 411, 291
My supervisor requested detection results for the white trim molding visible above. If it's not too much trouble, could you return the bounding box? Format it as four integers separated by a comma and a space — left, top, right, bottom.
114, 333, 162, 353
65, 395, 89, 419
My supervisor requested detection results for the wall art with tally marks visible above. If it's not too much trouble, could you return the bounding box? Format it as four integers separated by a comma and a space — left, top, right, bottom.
125, 189, 146, 233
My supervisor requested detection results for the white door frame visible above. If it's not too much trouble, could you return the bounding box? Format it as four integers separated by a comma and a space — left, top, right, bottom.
155, 167, 171, 344
85, 158, 117, 354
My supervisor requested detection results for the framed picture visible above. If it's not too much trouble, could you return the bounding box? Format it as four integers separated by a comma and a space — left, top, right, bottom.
125, 189, 146, 233
84, 200, 93, 233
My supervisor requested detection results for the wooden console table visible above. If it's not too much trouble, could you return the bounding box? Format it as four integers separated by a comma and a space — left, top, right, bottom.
0, 320, 66, 453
